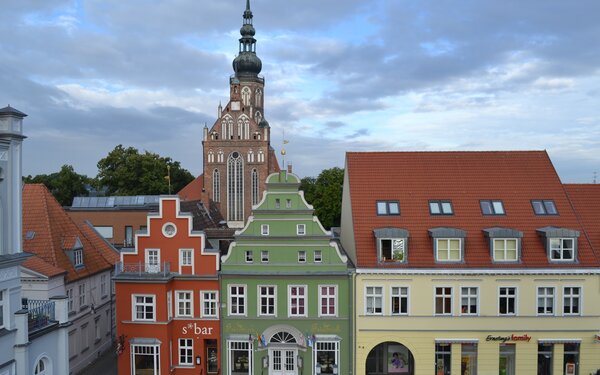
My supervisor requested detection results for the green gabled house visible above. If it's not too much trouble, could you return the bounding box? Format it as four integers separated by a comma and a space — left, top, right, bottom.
220, 170, 353, 375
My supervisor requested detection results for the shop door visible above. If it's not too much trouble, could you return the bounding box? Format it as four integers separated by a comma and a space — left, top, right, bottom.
270, 349, 297, 375
499, 353, 515, 375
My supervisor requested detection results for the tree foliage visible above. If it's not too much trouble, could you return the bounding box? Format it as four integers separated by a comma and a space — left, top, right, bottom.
300, 167, 344, 229
24, 164, 90, 206
96, 144, 194, 196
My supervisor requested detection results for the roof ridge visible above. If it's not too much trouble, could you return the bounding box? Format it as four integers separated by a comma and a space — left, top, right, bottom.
38, 185, 61, 267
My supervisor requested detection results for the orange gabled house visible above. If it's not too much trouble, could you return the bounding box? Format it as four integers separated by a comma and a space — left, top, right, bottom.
115, 196, 220, 375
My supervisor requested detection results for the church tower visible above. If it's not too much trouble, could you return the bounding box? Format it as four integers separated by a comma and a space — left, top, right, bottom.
203, 0, 279, 227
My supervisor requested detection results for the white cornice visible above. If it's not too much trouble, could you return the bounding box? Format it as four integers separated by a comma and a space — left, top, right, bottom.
355, 268, 600, 276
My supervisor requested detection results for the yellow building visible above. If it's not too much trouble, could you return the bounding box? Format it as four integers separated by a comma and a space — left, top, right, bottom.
340, 151, 600, 375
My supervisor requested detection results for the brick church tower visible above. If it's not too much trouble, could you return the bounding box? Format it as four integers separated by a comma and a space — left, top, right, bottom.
202, 0, 279, 228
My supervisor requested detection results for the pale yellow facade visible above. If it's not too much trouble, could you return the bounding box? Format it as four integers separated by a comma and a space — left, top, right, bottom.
353, 270, 600, 375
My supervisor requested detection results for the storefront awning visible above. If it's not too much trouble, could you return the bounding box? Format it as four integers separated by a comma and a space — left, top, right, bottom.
435, 338, 479, 344
537, 338, 582, 344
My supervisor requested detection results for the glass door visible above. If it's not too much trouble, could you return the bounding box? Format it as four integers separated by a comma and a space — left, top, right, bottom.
270, 349, 296, 375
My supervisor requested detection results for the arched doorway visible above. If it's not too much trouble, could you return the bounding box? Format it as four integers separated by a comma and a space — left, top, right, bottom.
366, 341, 415, 375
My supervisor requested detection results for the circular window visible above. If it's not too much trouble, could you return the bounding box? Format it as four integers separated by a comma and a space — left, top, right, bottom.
162, 223, 177, 238
232, 151, 239, 158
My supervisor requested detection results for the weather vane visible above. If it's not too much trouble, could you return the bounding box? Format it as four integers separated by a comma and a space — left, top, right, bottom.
281, 130, 289, 170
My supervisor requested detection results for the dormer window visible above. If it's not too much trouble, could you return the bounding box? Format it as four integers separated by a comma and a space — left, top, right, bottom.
429, 200, 453, 215
374, 228, 409, 263
376, 201, 400, 215
532, 200, 558, 215
74, 249, 83, 267
483, 228, 523, 263
429, 227, 466, 262
480, 200, 505, 215
536, 227, 579, 262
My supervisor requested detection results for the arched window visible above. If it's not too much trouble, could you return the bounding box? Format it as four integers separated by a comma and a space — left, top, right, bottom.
242, 87, 251, 106
208, 151, 214, 163
34, 357, 51, 375
227, 152, 244, 221
217, 150, 224, 163
247, 150, 254, 163
213, 169, 220, 202
270, 332, 296, 344
258, 150, 265, 163
255, 88, 262, 107
222, 116, 233, 140
255, 111, 262, 123
252, 169, 259, 205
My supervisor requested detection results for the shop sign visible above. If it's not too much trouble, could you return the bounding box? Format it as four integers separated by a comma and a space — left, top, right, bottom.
486, 334, 531, 343
182, 322, 214, 335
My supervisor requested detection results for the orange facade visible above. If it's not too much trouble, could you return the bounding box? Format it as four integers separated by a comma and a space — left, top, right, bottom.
115, 197, 220, 375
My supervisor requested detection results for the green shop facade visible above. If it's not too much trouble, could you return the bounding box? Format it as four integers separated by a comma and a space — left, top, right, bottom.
220, 171, 353, 375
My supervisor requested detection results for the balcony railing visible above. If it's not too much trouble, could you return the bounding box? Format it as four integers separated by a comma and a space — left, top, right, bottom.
23, 299, 57, 334
115, 261, 171, 276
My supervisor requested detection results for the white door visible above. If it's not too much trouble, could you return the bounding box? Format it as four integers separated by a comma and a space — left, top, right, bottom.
270, 349, 296, 375
145, 249, 160, 273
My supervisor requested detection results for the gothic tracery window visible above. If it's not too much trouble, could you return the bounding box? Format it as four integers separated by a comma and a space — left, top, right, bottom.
242, 86, 251, 106
213, 169, 220, 202
255, 88, 262, 107
227, 152, 244, 221
252, 169, 259, 206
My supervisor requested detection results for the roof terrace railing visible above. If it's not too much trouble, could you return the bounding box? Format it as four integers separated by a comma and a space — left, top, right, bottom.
115, 261, 171, 276
23, 299, 57, 334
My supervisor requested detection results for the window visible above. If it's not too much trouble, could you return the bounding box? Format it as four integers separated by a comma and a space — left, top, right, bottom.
532, 199, 558, 215
288, 286, 307, 317
436, 239, 461, 261
435, 344, 451, 374
376, 201, 400, 215
228, 340, 252, 375
275, 199, 280, 208
95, 317, 101, 340
133, 295, 155, 321
74, 249, 83, 267
167, 291, 173, 320
538, 343, 553, 375
564, 343, 579, 375
132, 344, 160, 374
94, 225, 113, 238
493, 239, 518, 261
429, 200, 453, 215
227, 152, 244, 221
365, 286, 383, 315
462, 344, 478, 375
251, 169, 259, 206
180, 249, 192, 266
100, 275, 107, 297
259, 286, 276, 316
435, 287, 452, 315
380, 238, 406, 262
297, 224, 306, 235
201, 291, 218, 318
298, 251, 306, 263
81, 323, 90, 350
549, 238, 575, 261
179, 338, 193, 366
176, 291, 193, 317
34, 357, 50, 375
79, 283, 86, 307
261, 224, 269, 235
460, 287, 478, 315
124, 225, 133, 247
563, 287, 581, 315
66, 288, 74, 312
536, 287, 555, 315
229, 285, 246, 316
391, 286, 408, 315
245, 250, 253, 263
213, 169, 220, 202
261, 250, 269, 263
499, 287, 517, 315
314, 341, 339, 374
286, 199, 292, 208
319, 285, 337, 317
499, 344, 516, 375
480, 200, 505, 215
314, 250, 322, 263
0, 290, 4, 329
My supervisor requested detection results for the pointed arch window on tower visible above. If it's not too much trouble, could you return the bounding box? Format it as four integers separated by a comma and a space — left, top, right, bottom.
252, 169, 259, 206
241, 87, 251, 106
213, 169, 220, 202
208, 151, 214, 163
255, 88, 262, 107
247, 150, 254, 163
218, 150, 224, 163
258, 149, 265, 163
243, 117, 250, 139
237, 120, 242, 139
228, 152, 244, 221
255, 111, 262, 124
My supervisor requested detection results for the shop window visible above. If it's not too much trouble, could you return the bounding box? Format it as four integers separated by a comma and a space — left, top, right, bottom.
435, 343, 451, 375
365, 342, 414, 374
131, 344, 160, 374
537, 343, 553, 375
563, 343, 579, 375
229, 340, 252, 374
461, 343, 477, 375
499, 344, 516, 375
314, 341, 339, 374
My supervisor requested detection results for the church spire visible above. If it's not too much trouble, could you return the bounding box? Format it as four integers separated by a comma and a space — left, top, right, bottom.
232, 0, 262, 79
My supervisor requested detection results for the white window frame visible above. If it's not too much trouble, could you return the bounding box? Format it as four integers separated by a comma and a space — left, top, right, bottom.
245, 250, 253, 263
313, 340, 340, 374
100, 274, 107, 297
498, 286, 518, 316
201, 291, 218, 318
79, 283, 86, 307
379, 238, 406, 262
132, 294, 156, 322
390, 286, 409, 315
493, 238, 518, 262
460, 286, 479, 316
227, 340, 253, 374
435, 238, 462, 262
563, 286, 582, 316
176, 291, 193, 318
179, 248, 193, 272
74, 249, 83, 267
145, 248, 161, 273
258, 285, 277, 317
229, 285, 247, 316
434, 286, 453, 316
318, 285, 337, 317
297, 224, 306, 235
261, 224, 269, 236
365, 286, 383, 315
167, 291, 173, 320
314, 250, 322, 263
131, 344, 160, 374
288, 285, 307, 317
298, 250, 306, 263
536, 286, 555, 316
549, 238, 576, 261
66, 288, 74, 312
179, 338, 193, 366
261, 250, 269, 263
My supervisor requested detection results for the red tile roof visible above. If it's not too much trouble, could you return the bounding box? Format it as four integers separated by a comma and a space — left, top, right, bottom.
178, 174, 205, 201
22, 184, 119, 282
565, 183, 600, 253
344, 151, 600, 269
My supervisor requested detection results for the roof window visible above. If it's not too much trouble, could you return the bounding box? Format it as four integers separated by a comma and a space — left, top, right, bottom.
376, 201, 400, 215
429, 200, 453, 215
480, 200, 505, 215
532, 200, 558, 215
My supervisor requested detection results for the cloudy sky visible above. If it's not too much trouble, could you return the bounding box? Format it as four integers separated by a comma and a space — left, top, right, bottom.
2, 0, 599, 183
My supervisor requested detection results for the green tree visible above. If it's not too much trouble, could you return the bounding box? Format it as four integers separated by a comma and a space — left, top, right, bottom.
24, 164, 90, 206
96, 144, 194, 195
300, 167, 344, 229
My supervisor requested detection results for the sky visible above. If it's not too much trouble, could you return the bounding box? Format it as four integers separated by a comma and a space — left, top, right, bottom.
1, 0, 599, 183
